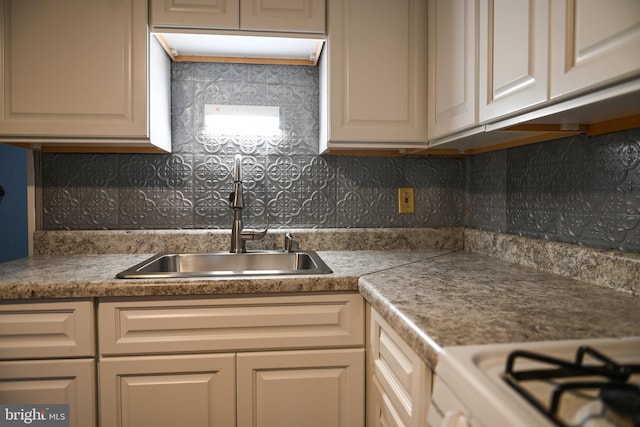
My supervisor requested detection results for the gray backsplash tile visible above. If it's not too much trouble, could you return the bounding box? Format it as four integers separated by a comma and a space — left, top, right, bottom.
38, 62, 640, 252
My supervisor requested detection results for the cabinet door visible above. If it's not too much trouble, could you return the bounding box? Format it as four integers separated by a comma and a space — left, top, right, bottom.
99, 354, 235, 427
367, 374, 405, 427
237, 349, 364, 427
0, 359, 96, 427
427, 0, 477, 139
150, 0, 240, 30
240, 0, 325, 33
0, 0, 148, 138
367, 307, 431, 427
321, 0, 428, 150
550, 0, 640, 99
478, 0, 548, 122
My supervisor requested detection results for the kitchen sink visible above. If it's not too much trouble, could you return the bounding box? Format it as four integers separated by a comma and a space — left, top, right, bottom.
116, 250, 333, 279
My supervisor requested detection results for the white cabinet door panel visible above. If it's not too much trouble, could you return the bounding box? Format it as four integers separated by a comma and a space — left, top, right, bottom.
479, 0, 549, 121
550, 0, 640, 99
321, 0, 428, 150
240, 0, 325, 33
237, 349, 364, 427
428, 0, 477, 139
0, 359, 96, 427
367, 306, 431, 427
0, 0, 148, 137
99, 354, 235, 427
150, 0, 240, 29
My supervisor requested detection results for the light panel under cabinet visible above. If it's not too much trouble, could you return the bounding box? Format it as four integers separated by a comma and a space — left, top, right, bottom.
155, 33, 325, 66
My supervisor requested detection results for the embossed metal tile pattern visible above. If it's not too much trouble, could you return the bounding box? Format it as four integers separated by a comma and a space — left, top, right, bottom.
38, 62, 640, 252
40, 63, 464, 231
468, 130, 640, 252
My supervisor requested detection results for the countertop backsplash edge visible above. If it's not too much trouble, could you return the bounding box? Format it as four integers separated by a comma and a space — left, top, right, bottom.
32, 227, 638, 295
33, 227, 465, 255
464, 228, 640, 296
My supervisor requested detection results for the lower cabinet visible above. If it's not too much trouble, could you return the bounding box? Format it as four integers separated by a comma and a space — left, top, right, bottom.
100, 353, 236, 426
366, 305, 432, 427
0, 359, 96, 427
1, 295, 436, 427
0, 300, 96, 427
237, 349, 364, 427
98, 293, 365, 427
99, 349, 364, 427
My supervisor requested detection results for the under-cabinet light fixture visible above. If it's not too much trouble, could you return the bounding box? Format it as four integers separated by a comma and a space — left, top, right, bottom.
205, 104, 281, 136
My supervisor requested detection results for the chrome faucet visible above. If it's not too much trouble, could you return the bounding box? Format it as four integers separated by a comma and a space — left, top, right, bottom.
229, 154, 268, 253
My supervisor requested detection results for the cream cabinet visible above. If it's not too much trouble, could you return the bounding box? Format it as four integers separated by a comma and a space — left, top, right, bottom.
366, 305, 431, 427
320, 0, 428, 151
427, 0, 477, 140
428, 0, 640, 152
0, 300, 96, 427
98, 293, 365, 427
0, 0, 171, 152
100, 353, 236, 426
151, 0, 240, 30
237, 349, 364, 427
550, 0, 640, 100
478, 0, 548, 122
151, 0, 326, 33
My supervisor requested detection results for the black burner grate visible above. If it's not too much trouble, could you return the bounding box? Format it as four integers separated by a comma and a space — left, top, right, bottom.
502, 346, 640, 427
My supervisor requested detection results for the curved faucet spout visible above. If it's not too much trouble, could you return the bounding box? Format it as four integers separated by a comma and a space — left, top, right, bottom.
229, 154, 244, 210
233, 153, 242, 182
229, 154, 268, 253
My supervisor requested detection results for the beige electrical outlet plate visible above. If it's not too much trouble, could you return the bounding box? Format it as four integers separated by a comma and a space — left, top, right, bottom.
398, 187, 415, 214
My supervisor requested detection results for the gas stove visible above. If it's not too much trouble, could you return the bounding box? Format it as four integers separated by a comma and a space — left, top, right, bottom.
428, 337, 640, 427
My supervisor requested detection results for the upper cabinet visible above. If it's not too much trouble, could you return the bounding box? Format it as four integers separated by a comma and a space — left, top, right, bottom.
0, 0, 171, 152
151, 0, 326, 34
150, 0, 326, 66
428, 0, 640, 152
320, 0, 428, 152
478, 0, 548, 123
427, 0, 477, 140
241, 0, 325, 33
151, 0, 240, 30
550, 0, 640, 99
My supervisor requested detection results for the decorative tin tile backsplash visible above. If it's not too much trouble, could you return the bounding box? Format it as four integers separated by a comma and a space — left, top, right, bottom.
468, 129, 640, 252
38, 62, 640, 252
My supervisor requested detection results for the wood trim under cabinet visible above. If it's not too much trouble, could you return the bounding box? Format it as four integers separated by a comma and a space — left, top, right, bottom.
347, 114, 640, 157
3, 143, 168, 153
154, 34, 322, 66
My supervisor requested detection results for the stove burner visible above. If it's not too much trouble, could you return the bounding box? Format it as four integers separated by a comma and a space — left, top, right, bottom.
502, 346, 640, 427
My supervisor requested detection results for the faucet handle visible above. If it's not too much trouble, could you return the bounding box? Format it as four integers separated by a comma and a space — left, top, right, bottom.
241, 214, 269, 241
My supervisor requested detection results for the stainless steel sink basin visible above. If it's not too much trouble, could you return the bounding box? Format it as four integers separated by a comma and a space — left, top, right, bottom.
116, 250, 333, 279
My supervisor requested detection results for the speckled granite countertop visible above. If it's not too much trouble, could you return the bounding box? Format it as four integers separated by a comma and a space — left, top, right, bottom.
359, 252, 640, 368
0, 250, 444, 299
2, 228, 639, 369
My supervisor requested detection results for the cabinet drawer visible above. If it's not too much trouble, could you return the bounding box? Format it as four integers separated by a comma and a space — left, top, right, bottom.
369, 307, 431, 426
99, 293, 364, 355
0, 300, 94, 360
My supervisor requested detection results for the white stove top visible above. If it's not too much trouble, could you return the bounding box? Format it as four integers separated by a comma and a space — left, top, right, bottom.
430, 337, 640, 427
